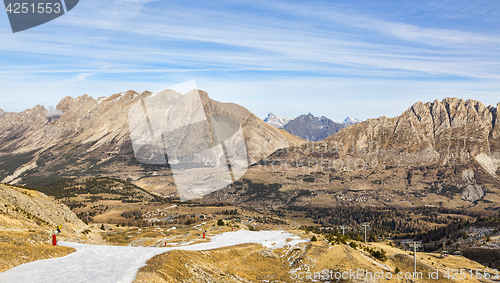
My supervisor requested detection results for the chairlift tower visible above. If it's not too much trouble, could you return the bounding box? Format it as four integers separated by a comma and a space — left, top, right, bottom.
339, 225, 350, 236
360, 222, 370, 244
409, 241, 422, 275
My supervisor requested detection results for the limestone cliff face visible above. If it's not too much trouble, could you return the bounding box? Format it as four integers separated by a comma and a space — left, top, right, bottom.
326, 98, 500, 177
0, 90, 302, 186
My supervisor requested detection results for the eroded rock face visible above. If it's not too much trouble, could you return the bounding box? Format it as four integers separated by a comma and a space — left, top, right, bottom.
462, 169, 475, 183
460, 169, 484, 202
461, 184, 484, 202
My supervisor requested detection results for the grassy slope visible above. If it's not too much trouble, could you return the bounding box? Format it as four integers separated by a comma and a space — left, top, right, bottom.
135, 229, 489, 283
0, 184, 90, 272
0, 230, 74, 273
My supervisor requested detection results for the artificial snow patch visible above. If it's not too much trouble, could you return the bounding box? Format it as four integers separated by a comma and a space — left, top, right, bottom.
0, 230, 305, 283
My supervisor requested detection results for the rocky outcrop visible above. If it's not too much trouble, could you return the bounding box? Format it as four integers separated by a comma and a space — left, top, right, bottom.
460, 169, 484, 202
461, 184, 484, 202
0, 184, 86, 234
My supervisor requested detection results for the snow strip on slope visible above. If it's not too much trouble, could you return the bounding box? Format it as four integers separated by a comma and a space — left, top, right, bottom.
0, 230, 305, 283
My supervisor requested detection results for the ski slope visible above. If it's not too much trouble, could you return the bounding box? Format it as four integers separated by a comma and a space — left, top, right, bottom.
0, 230, 306, 283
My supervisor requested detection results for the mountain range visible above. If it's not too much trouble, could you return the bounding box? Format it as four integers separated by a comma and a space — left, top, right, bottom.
264, 112, 362, 141
0, 90, 302, 188
328, 98, 500, 199
243, 98, 500, 207
1, 92, 500, 209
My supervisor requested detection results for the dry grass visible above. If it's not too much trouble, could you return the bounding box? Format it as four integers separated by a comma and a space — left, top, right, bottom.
101, 221, 232, 247
0, 230, 75, 273
134, 230, 490, 283
135, 244, 291, 283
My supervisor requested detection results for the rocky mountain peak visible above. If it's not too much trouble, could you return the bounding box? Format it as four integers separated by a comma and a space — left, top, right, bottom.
284, 113, 344, 141
342, 116, 362, 126
263, 111, 362, 140
304, 113, 315, 120
263, 113, 292, 129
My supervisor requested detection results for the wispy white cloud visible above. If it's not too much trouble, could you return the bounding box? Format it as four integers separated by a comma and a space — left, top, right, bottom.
1, 0, 498, 77
110, 0, 158, 18
43, 1, 500, 76
0, 0, 499, 119
75, 72, 95, 81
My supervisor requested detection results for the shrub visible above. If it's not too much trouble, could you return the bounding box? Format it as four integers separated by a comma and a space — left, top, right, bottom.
349, 242, 358, 249
395, 267, 400, 274
217, 219, 224, 226
370, 249, 387, 262
303, 177, 315, 183
311, 235, 318, 242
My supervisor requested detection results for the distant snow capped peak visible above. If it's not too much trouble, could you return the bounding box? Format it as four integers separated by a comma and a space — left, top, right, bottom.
264, 112, 291, 129
342, 116, 362, 126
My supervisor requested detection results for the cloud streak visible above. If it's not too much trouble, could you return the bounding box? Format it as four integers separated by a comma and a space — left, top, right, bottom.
0, 0, 498, 119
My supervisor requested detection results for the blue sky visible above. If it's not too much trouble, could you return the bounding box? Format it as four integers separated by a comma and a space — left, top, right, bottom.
0, 0, 499, 121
